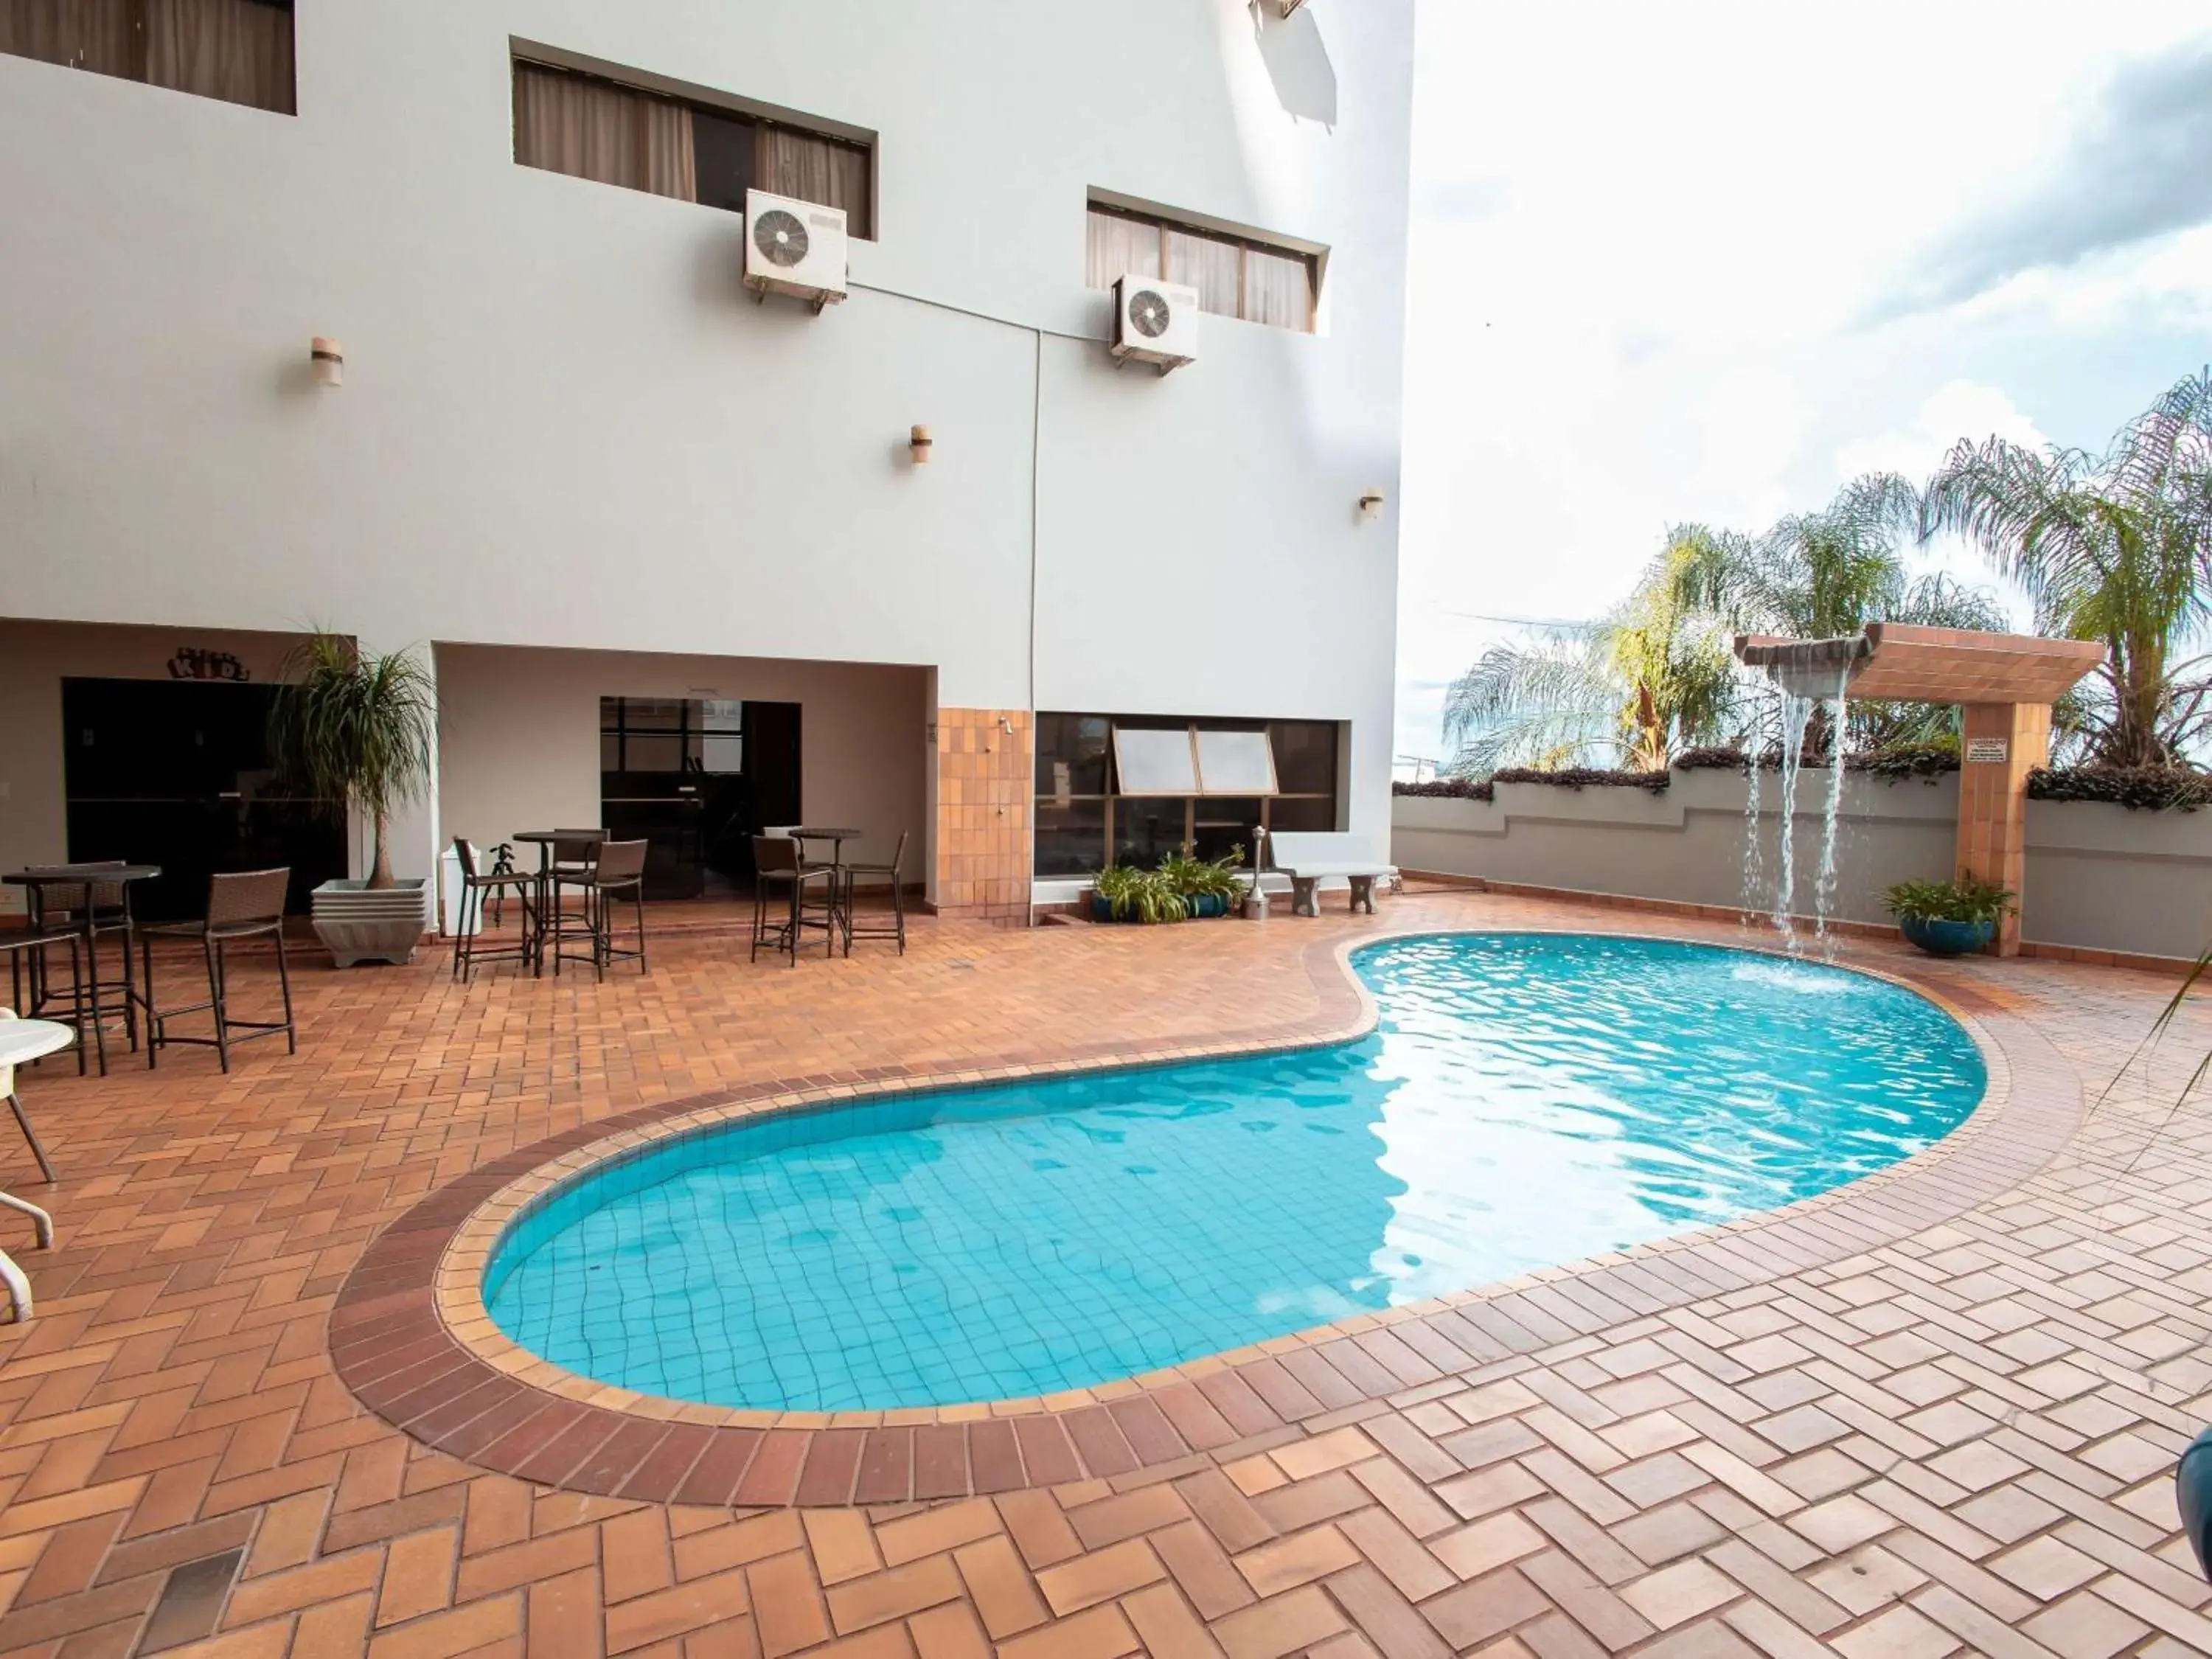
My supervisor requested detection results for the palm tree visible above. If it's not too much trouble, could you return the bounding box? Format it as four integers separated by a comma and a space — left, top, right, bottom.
268, 633, 436, 889
1442, 555, 1737, 775
1921, 369, 2212, 767
1668, 473, 2009, 755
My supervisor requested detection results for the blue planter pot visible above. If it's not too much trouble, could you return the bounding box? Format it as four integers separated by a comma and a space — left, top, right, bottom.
1899, 914, 1994, 957
1088, 892, 1231, 923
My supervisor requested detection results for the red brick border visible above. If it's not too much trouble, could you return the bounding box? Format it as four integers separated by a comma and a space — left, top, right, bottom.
329, 927, 2079, 1506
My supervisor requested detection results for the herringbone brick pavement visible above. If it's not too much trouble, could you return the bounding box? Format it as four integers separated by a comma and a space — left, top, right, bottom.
0, 888, 2207, 1657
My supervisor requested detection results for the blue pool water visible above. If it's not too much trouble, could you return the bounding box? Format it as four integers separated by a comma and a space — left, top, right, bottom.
485, 933, 1983, 1411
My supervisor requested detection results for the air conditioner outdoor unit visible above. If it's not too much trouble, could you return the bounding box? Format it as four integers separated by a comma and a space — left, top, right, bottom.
743, 189, 848, 312
1110, 274, 1199, 375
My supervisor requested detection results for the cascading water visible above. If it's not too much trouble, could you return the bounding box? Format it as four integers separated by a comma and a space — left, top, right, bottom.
1812, 664, 1851, 955
1737, 638, 1865, 956
1770, 691, 1813, 949
1739, 738, 1764, 932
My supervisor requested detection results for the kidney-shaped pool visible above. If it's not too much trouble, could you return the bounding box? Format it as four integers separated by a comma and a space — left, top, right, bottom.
483, 933, 1985, 1411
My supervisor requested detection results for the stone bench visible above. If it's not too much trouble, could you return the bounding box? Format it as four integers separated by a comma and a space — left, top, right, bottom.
1264, 832, 1394, 917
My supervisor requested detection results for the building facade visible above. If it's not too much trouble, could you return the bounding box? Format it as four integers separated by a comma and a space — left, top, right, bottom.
0, 0, 1413, 922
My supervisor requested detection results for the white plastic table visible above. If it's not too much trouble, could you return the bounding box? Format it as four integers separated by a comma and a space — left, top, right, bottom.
0, 1018, 67, 1322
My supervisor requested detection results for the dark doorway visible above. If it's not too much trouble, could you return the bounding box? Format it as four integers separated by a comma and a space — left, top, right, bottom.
599, 698, 802, 900
61, 678, 347, 922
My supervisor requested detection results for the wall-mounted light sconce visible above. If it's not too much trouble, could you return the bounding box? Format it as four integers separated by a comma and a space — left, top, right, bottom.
1357, 488, 1385, 521
310, 337, 344, 387
908, 424, 933, 465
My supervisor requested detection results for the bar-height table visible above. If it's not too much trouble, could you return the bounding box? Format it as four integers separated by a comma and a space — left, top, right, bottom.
2, 863, 161, 1075
789, 827, 863, 945
509, 831, 606, 975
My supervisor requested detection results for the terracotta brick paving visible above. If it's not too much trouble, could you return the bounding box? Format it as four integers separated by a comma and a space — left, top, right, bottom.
1, 888, 2209, 1657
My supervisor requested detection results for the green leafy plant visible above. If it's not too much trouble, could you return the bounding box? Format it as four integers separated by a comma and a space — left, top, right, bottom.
1092, 864, 1186, 924
267, 632, 435, 890
1882, 875, 2015, 926
1159, 845, 1248, 905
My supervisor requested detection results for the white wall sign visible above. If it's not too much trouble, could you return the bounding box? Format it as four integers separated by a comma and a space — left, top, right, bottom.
1966, 737, 2009, 764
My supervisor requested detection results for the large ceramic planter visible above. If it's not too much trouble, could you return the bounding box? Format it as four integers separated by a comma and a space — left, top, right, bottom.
312, 878, 428, 967
1898, 914, 1993, 957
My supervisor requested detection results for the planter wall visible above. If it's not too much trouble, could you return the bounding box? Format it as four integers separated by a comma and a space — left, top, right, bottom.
1394, 770, 2212, 962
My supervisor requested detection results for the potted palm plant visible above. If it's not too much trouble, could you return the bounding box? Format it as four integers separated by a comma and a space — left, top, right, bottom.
269, 633, 436, 966
1882, 874, 2014, 957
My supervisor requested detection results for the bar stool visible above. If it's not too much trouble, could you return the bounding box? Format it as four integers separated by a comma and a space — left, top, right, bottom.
25, 863, 136, 1065
535, 830, 605, 968
839, 832, 909, 955
2, 930, 86, 1076
751, 835, 837, 965
451, 838, 538, 983
137, 869, 296, 1073
551, 840, 649, 981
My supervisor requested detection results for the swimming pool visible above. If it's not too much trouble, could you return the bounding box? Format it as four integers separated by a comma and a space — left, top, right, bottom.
484, 933, 1984, 1411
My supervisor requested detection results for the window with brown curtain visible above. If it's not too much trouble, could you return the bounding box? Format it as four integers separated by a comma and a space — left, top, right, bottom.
512, 58, 872, 239
1085, 205, 1318, 333
1, 0, 293, 114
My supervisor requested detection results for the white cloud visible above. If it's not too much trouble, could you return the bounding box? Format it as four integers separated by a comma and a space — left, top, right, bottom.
1395, 0, 2212, 766
1832, 381, 2049, 486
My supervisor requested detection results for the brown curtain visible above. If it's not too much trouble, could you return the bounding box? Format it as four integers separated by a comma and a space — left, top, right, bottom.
1085, 209, 1160, 289
514, 62, 695, 202
515, 63, 641, 189
1244, 246, 1314, 332
1166, 228, 1242, 319
146, 0, 293, 114
641, 97, 695, 201
755, 123, 870, 237
0, 0, 139, 79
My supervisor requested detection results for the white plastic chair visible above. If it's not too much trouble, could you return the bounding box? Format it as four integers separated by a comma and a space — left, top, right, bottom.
0, 1009, 55, 1323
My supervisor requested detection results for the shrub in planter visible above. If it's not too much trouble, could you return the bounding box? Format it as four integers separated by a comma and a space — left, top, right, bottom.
1883, 874, 2014, 957
1093, 845, 1248, 924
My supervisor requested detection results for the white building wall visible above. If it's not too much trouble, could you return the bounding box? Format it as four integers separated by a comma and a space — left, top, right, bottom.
0, 1, 1412, 853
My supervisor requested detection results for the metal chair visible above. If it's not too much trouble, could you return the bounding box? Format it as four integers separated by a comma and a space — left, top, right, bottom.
451, 838, 537, 983
552, 839, 649, 981
751, 835, 837, 966
24, 863, 135, 1066
839, 832, 909, 955
3, 928, 86, 1077
0, 1009, 55, 1184
137, 869, 296, 1072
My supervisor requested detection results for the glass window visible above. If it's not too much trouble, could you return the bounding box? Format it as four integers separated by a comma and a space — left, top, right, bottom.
1267, 794, 1337, 834
1192, 800, 1261, 866
1, 0, 294, 114
1272, 721, 1338, 796
1085, 208, 1161, 288
692, 107, 756, 215
1112, 726, 1199, 796
1035, 712, 1340, 879
1112, 798, 1189, 870
1035, 714, 1110, 798
1195, 728, 1276, 796
1166, 228, 1241, 319
1034, 800, 1107, 877
1085, 201, 1318, 333
513, 58, 873, 237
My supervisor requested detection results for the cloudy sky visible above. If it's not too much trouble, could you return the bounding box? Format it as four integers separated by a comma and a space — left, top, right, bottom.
1394, 1, 2212, 773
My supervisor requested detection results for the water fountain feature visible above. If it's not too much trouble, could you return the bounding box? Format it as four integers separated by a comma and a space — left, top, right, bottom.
1737, 637, 1868, 950
1733, 623, 2104, 958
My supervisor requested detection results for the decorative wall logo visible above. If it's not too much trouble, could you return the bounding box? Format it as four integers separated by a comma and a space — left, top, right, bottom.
168, 648, 251, 683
